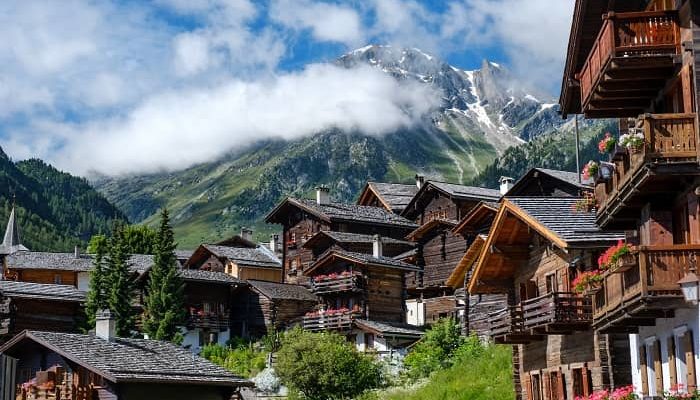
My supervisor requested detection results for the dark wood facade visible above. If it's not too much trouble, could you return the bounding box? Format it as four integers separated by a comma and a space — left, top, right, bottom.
265, 198, 416, 285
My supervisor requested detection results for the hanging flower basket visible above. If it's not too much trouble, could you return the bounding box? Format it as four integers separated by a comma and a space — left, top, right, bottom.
598, 132, 617, 154
583, 161, 599, 181
619, 131, 645, 154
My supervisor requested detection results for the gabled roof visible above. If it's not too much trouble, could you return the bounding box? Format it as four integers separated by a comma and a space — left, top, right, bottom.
0, 331, 252, 387
266, 198, 418, 229
0, 281, 85, 303
507, 197, 624, 245
401, 181, 501, 219
179, 269, 242, 285
0, 206, 28, 255
469, 197, 624, 294
452, 202, 499, 235
354, 319, 424, 339
306, 250, 420, 275
246, 280, 317, 302
356, 182, 419, 213
504, 167, 592, 197
5, 252, 154, 274
302, 231, 414, 250
406, 218, 458, 241
445, 234, 487, 289
193, 244, 281, 269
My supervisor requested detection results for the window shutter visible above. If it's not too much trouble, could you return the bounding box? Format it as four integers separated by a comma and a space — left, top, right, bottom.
682, 65, 694, 114
524, 373, 533, 400
582, 365, 590, 397
557, 370, 565, 400
639, 346, 649, 395
668, 336, 678, 387
684, 331, 696, 391
653, 340, 664, 394
543, 372, 551, 399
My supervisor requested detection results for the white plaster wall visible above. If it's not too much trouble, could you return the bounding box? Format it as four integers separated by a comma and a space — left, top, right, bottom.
406, 299, 425, 326
629, 306, 700, 397
180, 328, 230, 354
77, 272, 90, 292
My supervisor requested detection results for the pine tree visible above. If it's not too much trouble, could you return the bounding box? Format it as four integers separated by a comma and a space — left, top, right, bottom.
84, 234, 108, 330
143, 208, 185, 342
105, 223, 137, 337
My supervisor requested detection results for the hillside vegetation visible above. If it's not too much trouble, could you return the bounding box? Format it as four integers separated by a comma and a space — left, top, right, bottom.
0, 150, 126, 251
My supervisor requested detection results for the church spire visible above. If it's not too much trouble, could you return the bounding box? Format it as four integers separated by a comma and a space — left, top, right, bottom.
1, 203, 28, 254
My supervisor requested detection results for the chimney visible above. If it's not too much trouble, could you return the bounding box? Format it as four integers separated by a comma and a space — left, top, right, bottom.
499, 176, 514, 195
74, 246, 80, 258
415, 175, 425, 189
372, 234, 383, 258
241, 227, 253, 242
95, 309, 116, 341
316, 186, 330, 205
270, 234, 279, 252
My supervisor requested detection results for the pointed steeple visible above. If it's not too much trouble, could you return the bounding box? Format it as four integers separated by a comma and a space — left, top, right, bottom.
1, 204, 28, 254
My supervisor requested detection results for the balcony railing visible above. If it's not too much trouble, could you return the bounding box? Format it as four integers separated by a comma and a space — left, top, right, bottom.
592, 245, 699, 332
578, 11, 680, 116
187, 312, 230, 330
488, 306, 542, 344
302, 310, 362, 332
595, 113, 698, 227
311, 273, 364, 295
522, 292, 592, 333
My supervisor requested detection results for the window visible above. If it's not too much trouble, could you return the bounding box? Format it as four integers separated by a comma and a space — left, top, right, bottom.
54, 274, 62, 284
365, 333, 374, 350
199, 330, 219, 346
572, 369, 584, 398
545, 273, 557, 294
531, 373, 542, 400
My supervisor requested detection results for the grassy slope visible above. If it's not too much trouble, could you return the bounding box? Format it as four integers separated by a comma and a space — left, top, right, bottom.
373, 345, 515, 400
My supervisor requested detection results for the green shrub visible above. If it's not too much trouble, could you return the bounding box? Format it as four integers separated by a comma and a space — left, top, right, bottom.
201, 340, 267, 378
276, 328, 382, 400
403, 318, 464, 378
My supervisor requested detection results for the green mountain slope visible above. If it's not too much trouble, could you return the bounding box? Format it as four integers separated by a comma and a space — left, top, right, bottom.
0, 150, 126, 251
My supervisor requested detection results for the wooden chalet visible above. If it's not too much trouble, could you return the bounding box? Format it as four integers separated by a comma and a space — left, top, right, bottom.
560, 0, 700, 396
185, 243, 282, 283
300, 237, 424, 356
230, 280, 317, 338
0, 281, 85, 343
4, 252, 153, 291
400, 180, 501, 326
176, 269, 244, 353
469, 197, 630, 400
0, 314, 251, 400
356, 181, 419, 214
265, 187, 417, 285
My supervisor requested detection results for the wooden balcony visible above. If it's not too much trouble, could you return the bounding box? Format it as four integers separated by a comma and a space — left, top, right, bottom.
302, 310, 361, 332
578, 11, 681, 118
522, 292, 592, 334
592, 245, 699, 333
595, 113, 700, 229
489, 306, 542, 344
187, 312, 230, 331
311, 273, 364, 295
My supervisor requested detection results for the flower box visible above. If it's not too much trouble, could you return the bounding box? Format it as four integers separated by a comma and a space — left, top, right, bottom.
612, 253, 636, 273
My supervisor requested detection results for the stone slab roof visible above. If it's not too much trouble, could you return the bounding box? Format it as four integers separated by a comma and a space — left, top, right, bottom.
428, 182, 501, 201
364, 182, 419, 212
268, 198, 418, 229
6, 252, 154, 274
179, 269, 242, 285
304, 231, 414, 248
508, 197, 625, 245
313, 250, 421, 272
354, 319, 425, 338
1, 331, 251, 386
0, 281, 85, 302
202, 245, 281, 269
246, 280, 317, 302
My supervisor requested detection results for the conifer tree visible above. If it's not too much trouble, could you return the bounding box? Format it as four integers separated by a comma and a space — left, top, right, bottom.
84, 234, 108, 330
143, 208, 185, 342
105, 223, 137, 337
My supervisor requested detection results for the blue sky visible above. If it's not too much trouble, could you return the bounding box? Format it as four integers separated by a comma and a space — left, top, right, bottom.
0, 0, 574, 176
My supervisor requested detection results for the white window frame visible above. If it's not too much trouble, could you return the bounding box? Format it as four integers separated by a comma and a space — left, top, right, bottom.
674, 326, 690, 392
645, 336, 658, 397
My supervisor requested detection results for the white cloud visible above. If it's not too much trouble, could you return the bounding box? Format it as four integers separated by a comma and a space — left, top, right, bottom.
9, 64, 440, 176
270, 0, 364, 45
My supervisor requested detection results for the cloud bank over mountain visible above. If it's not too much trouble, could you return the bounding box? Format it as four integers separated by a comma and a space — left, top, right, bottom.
0, 0, 573, 176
